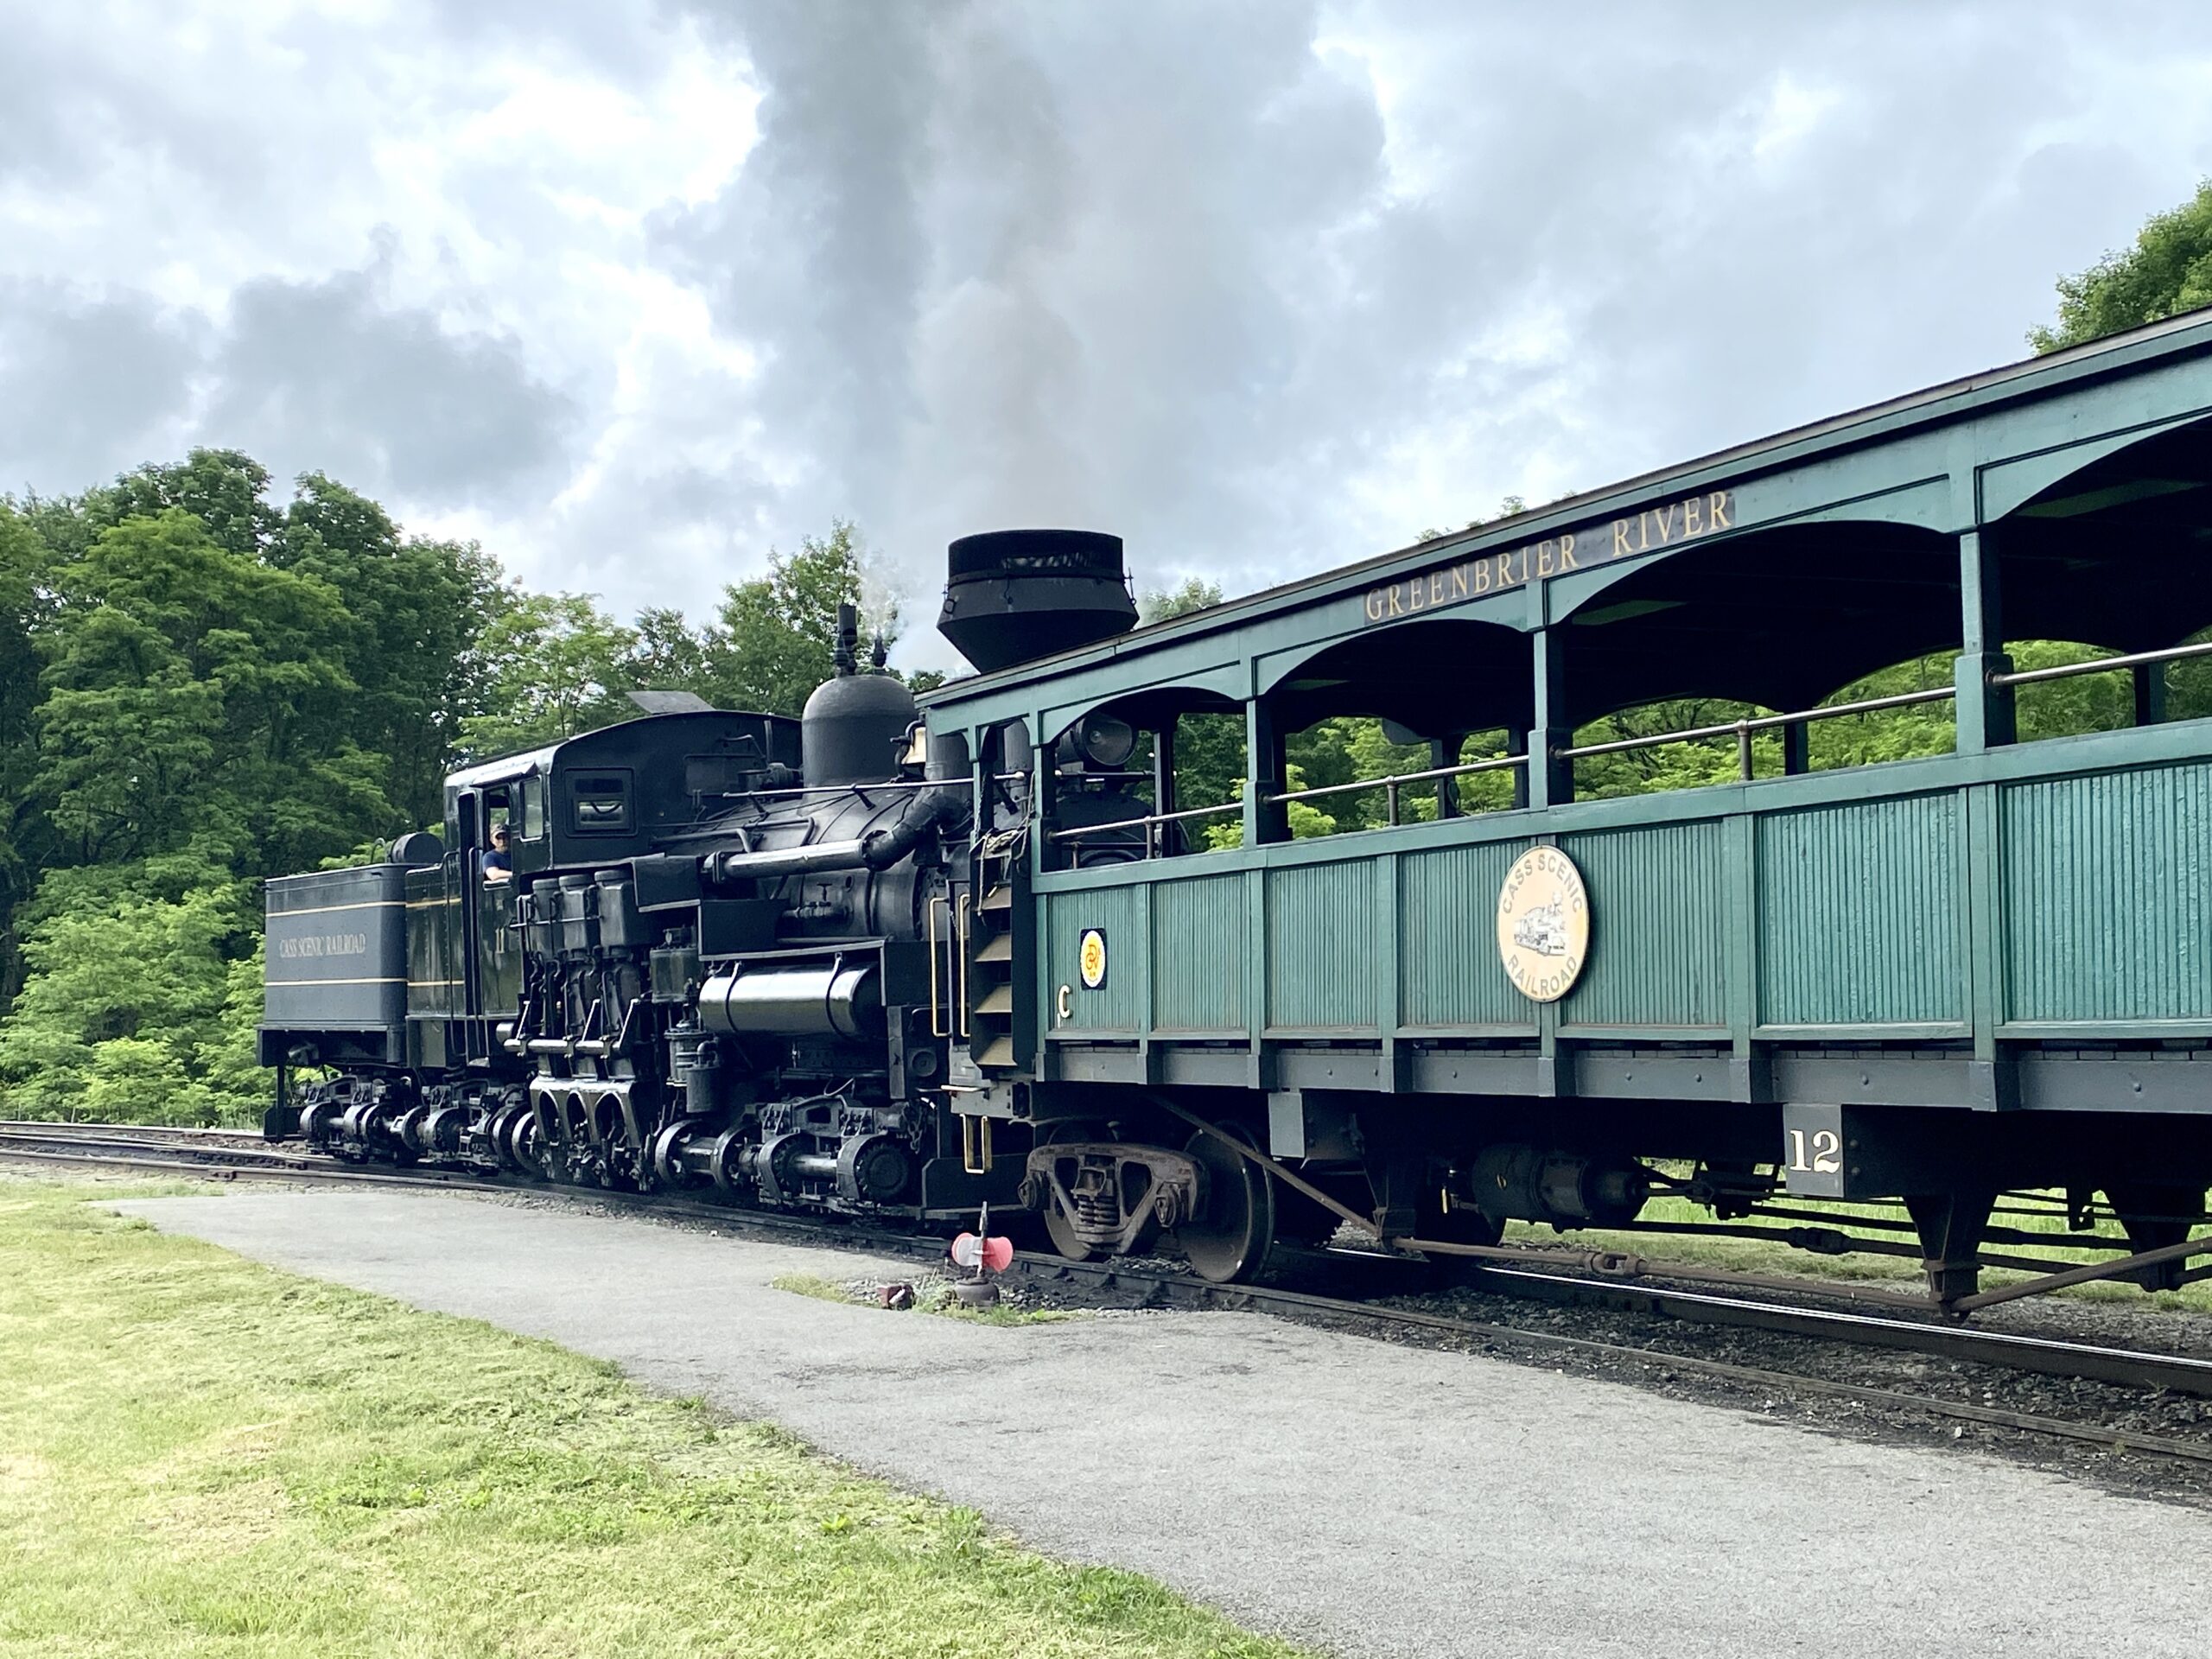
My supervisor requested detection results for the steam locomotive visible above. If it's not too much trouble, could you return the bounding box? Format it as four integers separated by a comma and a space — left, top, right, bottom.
262, 531, 1204, 1262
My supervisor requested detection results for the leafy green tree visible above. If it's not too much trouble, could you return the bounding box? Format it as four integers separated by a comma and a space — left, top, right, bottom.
2032, 181, 2212, 352
703, 521, 900, 716
35, 509, 390, 876
0, 859, 260, 1124
1139, 578, 1224, 625
0, 453, 501, 1121
456, 590, 642, 760
0, 505, 55, 1005
632, 605, 715, 695
272, 474, 499, 828
80, 449, 284, 559
1166, 710, 1244, 838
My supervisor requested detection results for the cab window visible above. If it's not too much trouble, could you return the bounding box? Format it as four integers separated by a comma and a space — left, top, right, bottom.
519, 774, 547, 840
569, 771, 634, 835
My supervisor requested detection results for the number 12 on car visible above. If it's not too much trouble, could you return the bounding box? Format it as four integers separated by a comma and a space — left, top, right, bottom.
1779, 1103, 1847, 1198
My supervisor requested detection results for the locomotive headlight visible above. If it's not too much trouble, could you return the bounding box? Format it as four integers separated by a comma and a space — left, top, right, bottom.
1077, 714, 1137, 768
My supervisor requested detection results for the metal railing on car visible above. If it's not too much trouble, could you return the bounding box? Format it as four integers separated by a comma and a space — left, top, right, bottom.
1559, 684, 1959, 780
1986, 638, 2212, 689
1047, 640, 2212, 851
1269, 751, 1529, 827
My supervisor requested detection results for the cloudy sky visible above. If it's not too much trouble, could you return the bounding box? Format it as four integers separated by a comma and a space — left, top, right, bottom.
3, 1, 2210, 670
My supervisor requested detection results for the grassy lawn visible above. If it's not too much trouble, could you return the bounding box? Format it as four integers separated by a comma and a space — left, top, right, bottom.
0, 1178, 1302, 1658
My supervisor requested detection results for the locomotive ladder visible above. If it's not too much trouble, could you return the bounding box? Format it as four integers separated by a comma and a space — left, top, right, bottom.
965, 837, 1024, 1073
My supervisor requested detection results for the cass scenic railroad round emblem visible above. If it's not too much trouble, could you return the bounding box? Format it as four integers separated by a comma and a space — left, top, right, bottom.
1077, 927, 1109, 989
1496, 847, 1589, 1003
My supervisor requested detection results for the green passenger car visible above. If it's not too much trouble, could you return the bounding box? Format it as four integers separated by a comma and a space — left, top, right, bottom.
922, 311, 2212, 1300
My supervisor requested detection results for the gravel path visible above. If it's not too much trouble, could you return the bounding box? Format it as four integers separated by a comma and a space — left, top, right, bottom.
120, 1188, 2212, 1659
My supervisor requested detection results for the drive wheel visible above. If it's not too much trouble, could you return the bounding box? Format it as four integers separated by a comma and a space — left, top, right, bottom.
1176, 1123, 1275, 1284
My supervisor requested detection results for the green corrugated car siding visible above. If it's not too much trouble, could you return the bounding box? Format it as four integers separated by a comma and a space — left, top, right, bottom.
1047, 887, 1145, 1033
1268, 861, 1380, 1030
1152, 874, 1245, 1032
1399, 842, 1524, 1027
1757, 796, 1962, 1027
1560, 822, 1728, 1027
2003, 762, 2212, 1021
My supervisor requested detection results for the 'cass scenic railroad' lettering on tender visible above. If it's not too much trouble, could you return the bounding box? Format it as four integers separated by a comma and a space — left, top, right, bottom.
276, 932, 371, 960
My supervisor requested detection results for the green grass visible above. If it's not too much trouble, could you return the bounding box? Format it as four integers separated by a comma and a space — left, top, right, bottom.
771, 1270, 861, 1306
0, 1179, 1300, 1657
771, 1272, 1085, 1327
1509, 1186, 2212, 1313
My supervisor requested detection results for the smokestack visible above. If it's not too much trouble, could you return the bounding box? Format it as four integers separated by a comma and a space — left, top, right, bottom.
936, 529, 1139, 673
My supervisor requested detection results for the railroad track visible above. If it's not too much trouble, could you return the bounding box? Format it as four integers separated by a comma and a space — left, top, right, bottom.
7, 1119, 2210, 1471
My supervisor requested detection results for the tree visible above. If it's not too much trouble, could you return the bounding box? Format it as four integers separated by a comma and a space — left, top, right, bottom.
702, 521, 903, 716
1139, 578, 1224, 625
35, 509, 388, 877
456, 590, 642, 760
632, 605, 715, 696
80, 448, 283, 559
272, 474, 500, 829
0, 861, 260, 1123
0, 505, 55, 1005
2032, 181, 2212, 353
0, 453, 521, 1122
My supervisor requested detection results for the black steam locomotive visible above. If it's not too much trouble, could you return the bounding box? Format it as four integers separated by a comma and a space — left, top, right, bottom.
261, 532, 1144, 1254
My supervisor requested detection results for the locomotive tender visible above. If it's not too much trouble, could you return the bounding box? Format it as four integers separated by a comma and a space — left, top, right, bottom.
264, 314, 2212, 1302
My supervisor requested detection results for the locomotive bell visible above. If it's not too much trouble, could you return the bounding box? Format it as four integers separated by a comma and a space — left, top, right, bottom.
802, 602, 918, 787
937, 528, 1138, 673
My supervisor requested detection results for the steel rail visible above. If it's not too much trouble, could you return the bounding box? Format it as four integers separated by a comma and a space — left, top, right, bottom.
1268, 752, 1527, 821
0, 1140, 509, 1192
1543, 639, 2212, 777
1034, 645, 2212, 849
1414, 1258, 2212, 1400
1130, 1267, 2212, 1468
9, 1124, 2212, 1457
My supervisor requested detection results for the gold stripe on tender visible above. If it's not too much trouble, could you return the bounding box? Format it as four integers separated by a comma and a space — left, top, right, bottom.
268, 900, 404, 918
264, 976, 409, 987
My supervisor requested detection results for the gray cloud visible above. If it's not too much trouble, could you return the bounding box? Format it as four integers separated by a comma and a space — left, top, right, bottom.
657, 0, 937, 517
644, 0, 2212, 645
3, 0, 2210, 642
203, 262, 579, 509
0, 280, 205, 494
0, 262, 577, 513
